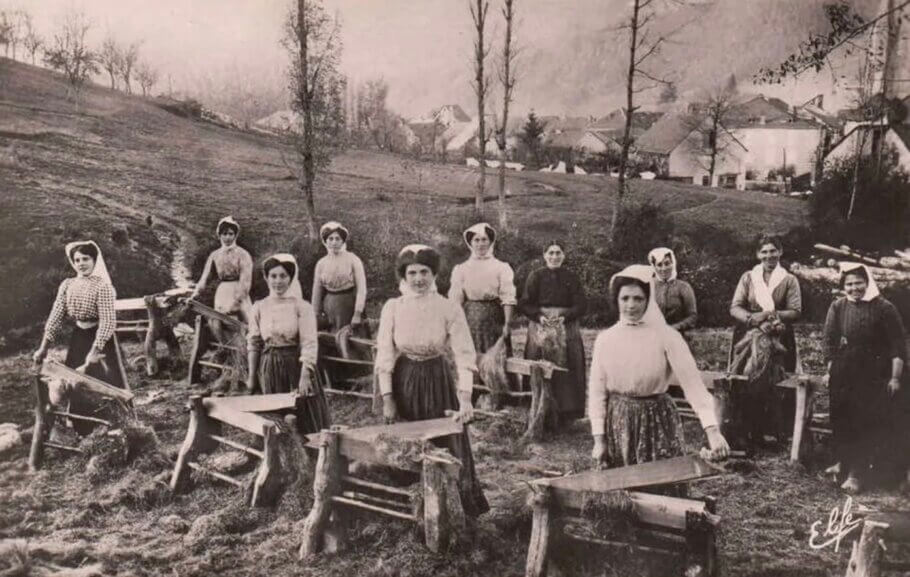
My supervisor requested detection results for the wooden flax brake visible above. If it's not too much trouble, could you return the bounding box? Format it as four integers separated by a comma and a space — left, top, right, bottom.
29, 360, 136, 471
114, 288, 188, 376
525, 454, 726, 577
298, 417, 469, 558
185, 298, 248, 388
316, 331, 376, 400
674, 365, 826, 463
169, 392, 300, 506
843, 512, 910, 577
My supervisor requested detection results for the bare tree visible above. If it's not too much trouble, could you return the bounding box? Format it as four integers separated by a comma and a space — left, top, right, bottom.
470, 0, 491, 216
22, 12, 42, 65
611, 0, 678, 240
0, 10, 13, 58
43, 11, 99, 96
136, 61, 158, 97
284, 0, 347, 240
495, 0, 518, 230
2, 9, 25, 60
118, 41, 140, 94
684, 85, 739, 187
98, 37, 121, 90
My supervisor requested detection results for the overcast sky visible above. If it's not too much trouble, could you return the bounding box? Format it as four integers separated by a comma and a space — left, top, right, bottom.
23, 0, 852, 118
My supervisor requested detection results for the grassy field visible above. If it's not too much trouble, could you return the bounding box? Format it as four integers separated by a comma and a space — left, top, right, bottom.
4, 58, 905, 577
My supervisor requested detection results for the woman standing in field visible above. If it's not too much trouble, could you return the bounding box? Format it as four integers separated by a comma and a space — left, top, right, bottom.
311, 221, 368, 332
823, 263, 906, 494
648, 247, 697, 334
519, 240, 587, 421
588, 265, 729, 470
247, 254, 329, 434
448, 223, 517, 356
32, 241, 126, 435
190, 216, 253, 342
376, 244, 489, 516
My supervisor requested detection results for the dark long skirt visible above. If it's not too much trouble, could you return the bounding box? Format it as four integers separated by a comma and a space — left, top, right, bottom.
259, 345, 331, 435
829, 345, 892, 482
392, 355, 490, 517
323, 287, 356, 331
524, 310, 586, 418
64, 325, 125, 436
605, 393, 687, 497
463, 300, 507, 355
728, 322, 796, 442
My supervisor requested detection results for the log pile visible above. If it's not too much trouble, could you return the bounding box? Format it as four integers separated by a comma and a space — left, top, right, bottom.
792, 244, 910, 293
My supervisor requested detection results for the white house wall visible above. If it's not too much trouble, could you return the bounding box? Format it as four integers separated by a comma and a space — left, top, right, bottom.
738, 127, 822, 177
667, 130, 745, 184
884, 130, 910, 168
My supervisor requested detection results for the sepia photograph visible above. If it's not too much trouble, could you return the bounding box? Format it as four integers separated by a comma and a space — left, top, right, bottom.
1, 0, 909, 575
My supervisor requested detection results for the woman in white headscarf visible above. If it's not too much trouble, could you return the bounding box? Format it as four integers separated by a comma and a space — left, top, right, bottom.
448, 223, 517, 356
32, 241, 124, 435
312, 221, 368, 332
190, 216, 253, 340
376, 244, 489, 517
823, 263, 906, 494
588, 265, 729, 473
247, 254, 329, 434
728, 234, 802, 447
648, 247, 698, 334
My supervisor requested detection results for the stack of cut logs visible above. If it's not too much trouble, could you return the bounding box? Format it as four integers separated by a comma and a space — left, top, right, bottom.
791, 244, 910, 292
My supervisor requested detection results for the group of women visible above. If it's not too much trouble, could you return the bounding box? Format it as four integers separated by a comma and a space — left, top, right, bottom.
34, 220, 906, 511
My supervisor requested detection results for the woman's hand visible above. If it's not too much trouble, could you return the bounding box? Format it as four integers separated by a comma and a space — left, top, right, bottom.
246, 373, 257, 394
538, 315, 548, 325
591, 434, 607, 469
351, 311, 363, 326
888, 378, 902, 396
382, 395, 399, 424
703, 426, 730, 461
455, 391, 475, 424
750, 311, 770, 327
298, 365, 315, 396
32, 345, 47, 366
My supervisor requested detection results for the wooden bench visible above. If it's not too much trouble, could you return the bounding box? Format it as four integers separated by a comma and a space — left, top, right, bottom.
673, 370, 824, 462
169, 392, 299, 506
298, 418, 469, 558
29, 361, 136, 471
114, 289, 188, 376
185, 299, 247, 388
525, 455, 724, 577
845, 512, 910, 576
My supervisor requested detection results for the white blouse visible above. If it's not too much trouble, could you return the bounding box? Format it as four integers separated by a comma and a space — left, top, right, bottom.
375, 292, 477, 394
448, 257, 517, 306
587, 321, 718, 435
247, 295, 318, 367
313, 251, 367, 312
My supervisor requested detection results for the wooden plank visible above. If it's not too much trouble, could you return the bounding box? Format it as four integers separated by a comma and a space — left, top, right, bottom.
115, 293, 180, 311
865, 512, 910, 543
505, 357, 567, 378
331, 495, 418, 521
534, 455, 720, 500
341, 475, 414, 497
321, 356, 375, 366
41, 361, 133, 402
201, 393, 298, 413
49, 411, 112, 426
187, 299, 246, 331
203, 398, 274, 436
324, 388, 373, 399
208, 434, 264, 459
187, 461, 244, 487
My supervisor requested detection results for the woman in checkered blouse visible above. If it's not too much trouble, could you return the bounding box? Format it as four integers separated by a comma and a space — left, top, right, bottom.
33, 241, 125, 435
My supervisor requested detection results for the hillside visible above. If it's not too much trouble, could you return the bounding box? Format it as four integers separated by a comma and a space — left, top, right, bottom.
0, 57, 810, 344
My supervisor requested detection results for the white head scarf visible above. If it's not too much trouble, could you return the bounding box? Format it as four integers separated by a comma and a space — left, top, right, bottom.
749, 263, 787, 313
264, 253, 303, 299
217, 216, 240, 239
839, 262, 881, 302
66, 240, 115, 298
397, 244, 439, 297
648, 247, 678, 282
609, 264, 666, 326
463, 222, 496, 260
320, 221, 349, 253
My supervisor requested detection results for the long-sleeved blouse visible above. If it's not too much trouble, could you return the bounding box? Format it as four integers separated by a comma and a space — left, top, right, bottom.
519, 266, 587, 321
730, 271, 801, 322
375, 292, 477, 394
823, 296, 907, 364
43, 275, 116, 353
653, 278, 697, 331
448, 257, 517, 306
197, 246, 253, 293
587, 321, 718, 434
247, 295, 318, 367
312, 251, 367, 312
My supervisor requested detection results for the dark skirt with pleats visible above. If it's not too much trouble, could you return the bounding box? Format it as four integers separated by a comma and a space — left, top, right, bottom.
605, 393, 687, 497
463, 300, 507, 355
64, 325, 125, 436
323, 287, 356, 332
392, 355, 490, 517
259, 345, 331, 435
524, 312, 586, 418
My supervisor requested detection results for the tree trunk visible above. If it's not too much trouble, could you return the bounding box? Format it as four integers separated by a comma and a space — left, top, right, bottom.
611, 0, 641, 241
847, 129, 867, 220
298, 0, 319, 239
